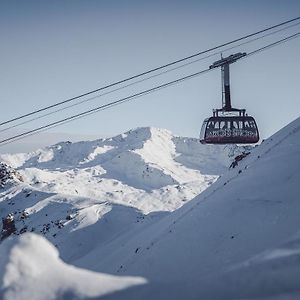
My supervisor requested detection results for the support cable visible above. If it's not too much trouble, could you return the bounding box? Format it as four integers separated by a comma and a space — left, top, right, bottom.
1, 20, 300, 134
1, 16, 300, 127
0, 31, 299, 146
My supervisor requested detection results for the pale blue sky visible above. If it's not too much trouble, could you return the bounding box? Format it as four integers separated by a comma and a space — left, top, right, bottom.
0, 0, 300, 152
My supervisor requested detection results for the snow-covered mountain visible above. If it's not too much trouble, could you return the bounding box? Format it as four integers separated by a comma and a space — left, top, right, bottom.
0, 127, 248, 212
0, 128, 247, 264
2, 120, 299, 300
79, 117, 300, 300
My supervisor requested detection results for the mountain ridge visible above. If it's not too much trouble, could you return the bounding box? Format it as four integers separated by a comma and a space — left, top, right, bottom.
89, 117, 300, 300
3, 124, 292, 299
0, 127, 249, 264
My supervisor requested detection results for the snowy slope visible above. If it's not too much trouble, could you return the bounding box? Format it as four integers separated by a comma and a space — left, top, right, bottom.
0, 233, 145, 300
0, 127, 248, 264
0, 127, 247, 213
0, 119, 299, 299
69, 118, 300, 300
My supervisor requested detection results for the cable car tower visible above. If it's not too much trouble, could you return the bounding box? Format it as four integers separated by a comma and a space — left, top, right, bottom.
200, 52, 259, 144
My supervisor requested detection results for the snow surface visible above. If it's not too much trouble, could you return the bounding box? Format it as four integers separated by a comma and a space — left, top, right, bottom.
0, 127, 246, 264
1, 121, 299, 299
0, 127, 246, 214
0, 233, 145, 300
85, 117, 300, 299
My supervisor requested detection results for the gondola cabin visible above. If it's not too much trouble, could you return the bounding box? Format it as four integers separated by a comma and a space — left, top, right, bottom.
200, 52, 260, 145
200, 115, 259, 144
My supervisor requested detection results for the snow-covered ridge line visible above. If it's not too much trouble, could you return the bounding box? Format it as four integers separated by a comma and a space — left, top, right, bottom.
0, 126, 250, 264
1, 117, 300, 300
87, 117, 300, 300
0, 127, 249, 213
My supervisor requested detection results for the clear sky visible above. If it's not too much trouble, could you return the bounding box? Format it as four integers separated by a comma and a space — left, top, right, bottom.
0, 0, 300, 152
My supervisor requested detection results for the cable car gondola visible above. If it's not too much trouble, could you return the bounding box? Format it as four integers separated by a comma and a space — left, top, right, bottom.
200, 52, 259, 144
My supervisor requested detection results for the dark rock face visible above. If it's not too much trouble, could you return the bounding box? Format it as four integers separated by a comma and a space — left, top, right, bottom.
0, 162, 23, 188
0, 163, 23, 240
1, 214, 16, 240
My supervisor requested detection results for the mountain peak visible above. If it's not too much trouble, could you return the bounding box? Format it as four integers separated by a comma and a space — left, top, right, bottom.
1, 117, 299, 299
0, 127, 249, 223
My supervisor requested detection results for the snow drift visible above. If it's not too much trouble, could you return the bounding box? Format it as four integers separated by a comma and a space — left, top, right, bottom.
0, 233, 145, 300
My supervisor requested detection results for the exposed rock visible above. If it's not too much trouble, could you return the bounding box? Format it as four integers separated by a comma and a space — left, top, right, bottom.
0, 162, 23, 187
1, 214, 16, 240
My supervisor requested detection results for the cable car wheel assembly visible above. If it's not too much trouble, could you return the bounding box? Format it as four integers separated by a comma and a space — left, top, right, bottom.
200, 52, 259, 144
